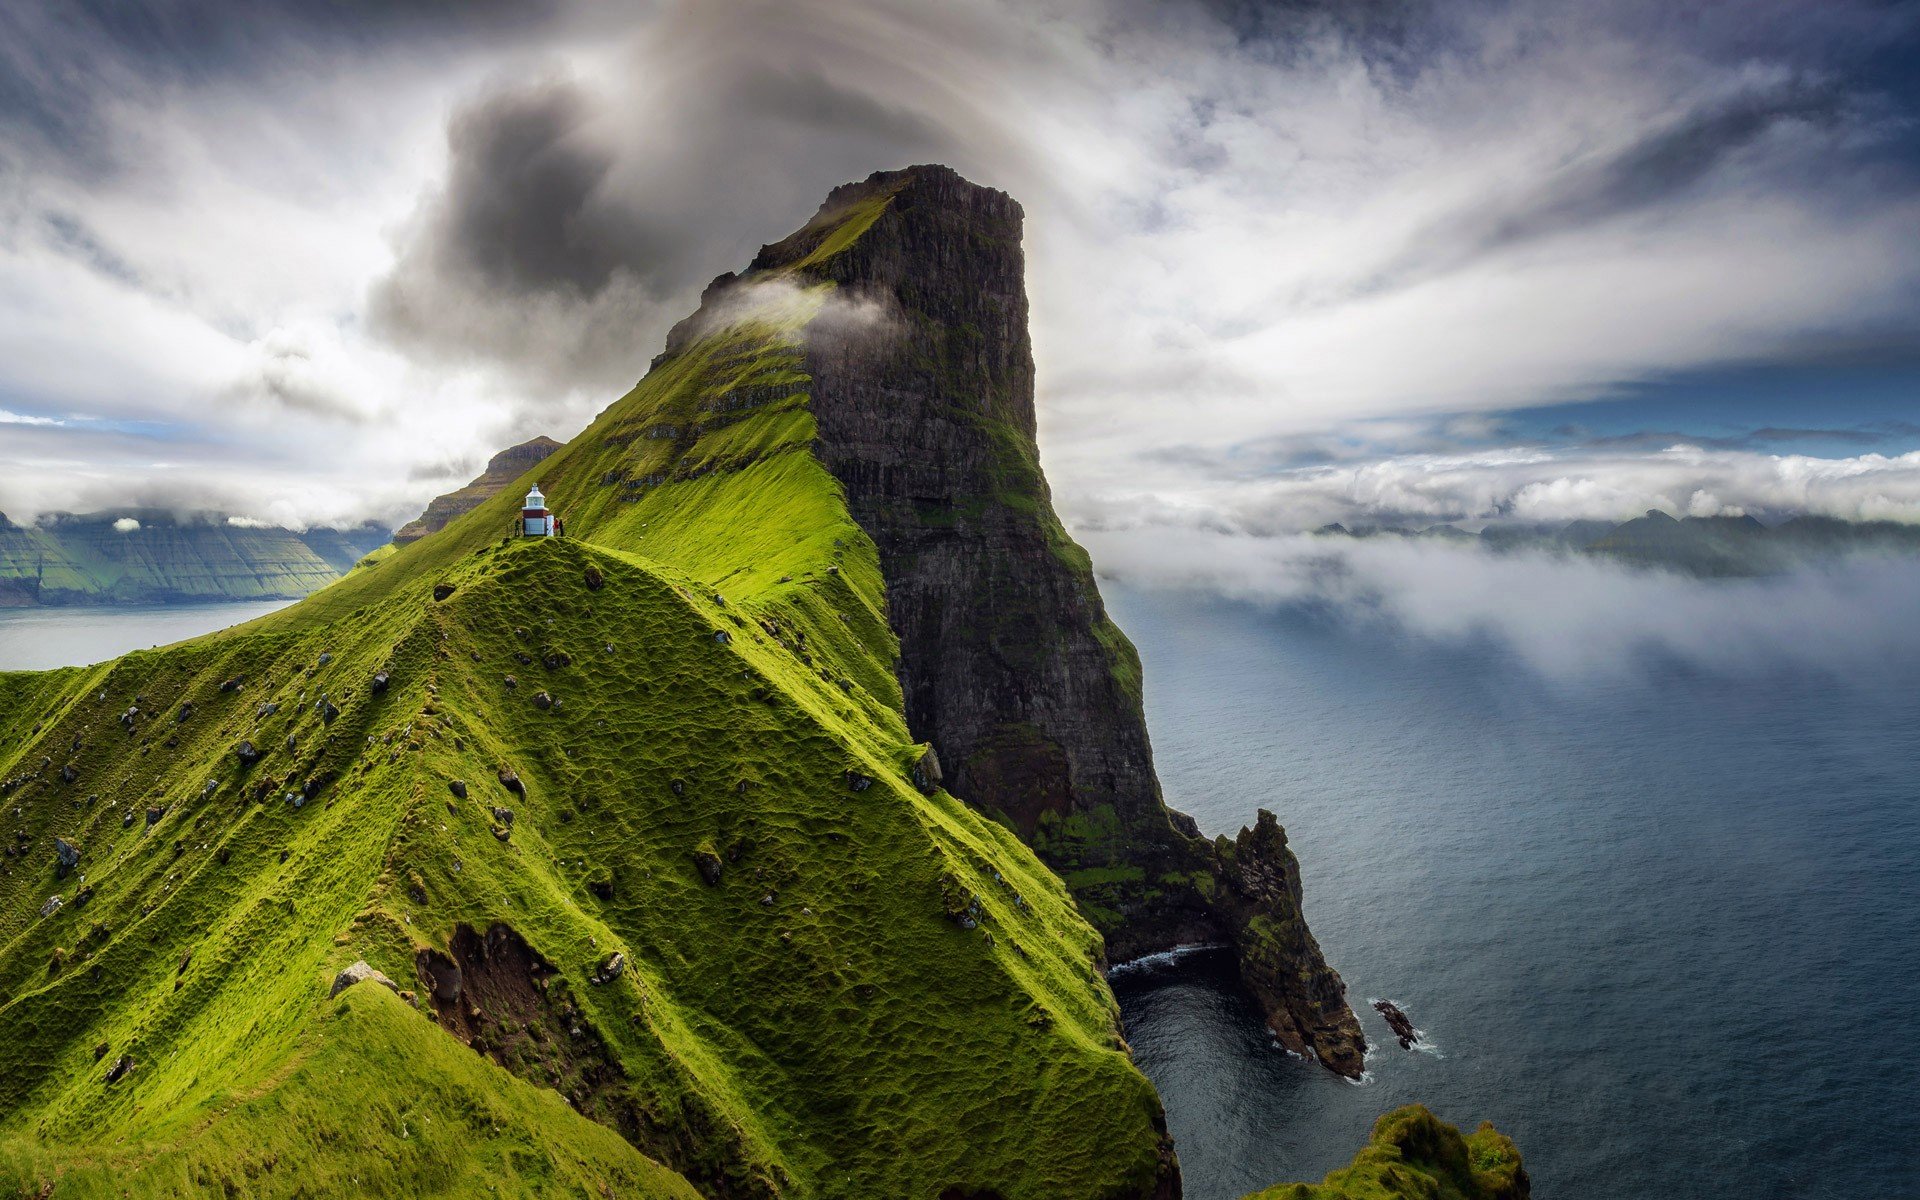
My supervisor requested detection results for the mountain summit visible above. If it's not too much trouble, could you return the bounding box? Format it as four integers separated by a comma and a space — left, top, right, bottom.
0, 165, 1511, 1198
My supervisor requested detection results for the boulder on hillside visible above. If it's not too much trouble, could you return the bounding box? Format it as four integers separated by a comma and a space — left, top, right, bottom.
911, 746, 943, 794
329, 960, 400, 999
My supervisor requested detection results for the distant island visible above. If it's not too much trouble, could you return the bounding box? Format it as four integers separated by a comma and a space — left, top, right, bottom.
1317, 510, 1920, 577
0, 437, 562, 607
0, 511, 389, 607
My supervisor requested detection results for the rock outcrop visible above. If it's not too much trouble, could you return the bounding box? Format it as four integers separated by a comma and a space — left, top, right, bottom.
1245, 1105, 1529, 1199
394, 436, 561, 544
732, 164, 1365, 1075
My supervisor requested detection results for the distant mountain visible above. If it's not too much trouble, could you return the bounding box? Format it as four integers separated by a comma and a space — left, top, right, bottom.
1316, 510, 1920, 576
393, 435, 561, 544
0, 510, 389, 606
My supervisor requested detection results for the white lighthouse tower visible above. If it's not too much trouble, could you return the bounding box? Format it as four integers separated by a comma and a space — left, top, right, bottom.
520, 483, 555, 538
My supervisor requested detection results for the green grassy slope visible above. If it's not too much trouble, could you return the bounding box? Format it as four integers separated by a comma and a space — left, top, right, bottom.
0, 173, 1520, 1199
0, 232, 1171, 1197
1244, 1106, 1528, 1200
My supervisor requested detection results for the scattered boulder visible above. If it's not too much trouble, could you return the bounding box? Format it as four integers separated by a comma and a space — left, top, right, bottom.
503, 675, 518, 689
448, 779, 468, 800
39, 894, 62, 918
532, 691, 554, 710
235, 740, 261, 767
73, 884, 94, 907
432, 582, 456, 601
588, 876, 615, 901
940, 873, 983, 930
713, 630, 732, 645
692, 850, 724, 886
911, 745, 943, 794
496, 767, 524, 795
92, 1042, 109, 1061
319, 700, 340, 724
541, 650, 571, 670
317, 652, 332, 667
175, 701, 194, 723
60, 763, 77, 784
54, 837, 80, 875
845, 770, 873, 793
103, 1054, 134, 1084
491, 806, 515, 827
255, 701, 278, 718
329, 960, 400, 999
219, 677, 243, 692
583, 566, 605, 590
121, 809, 135, 829
145, 805, 166, 829
371, 671, 390, 694
590, 952, 624, 984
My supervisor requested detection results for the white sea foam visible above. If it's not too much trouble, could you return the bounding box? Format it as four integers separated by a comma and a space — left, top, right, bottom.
1106, 942, 1228, 978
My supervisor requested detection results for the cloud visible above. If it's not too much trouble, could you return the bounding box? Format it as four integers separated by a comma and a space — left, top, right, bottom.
1083, 525, 1920, 679
1063, 412, 1920, 533
2, 0, 1920, 532
112, 516, 140, 532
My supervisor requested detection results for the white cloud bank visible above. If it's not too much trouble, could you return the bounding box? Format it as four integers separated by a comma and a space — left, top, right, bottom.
1083, 526, 1920, 680
1066, 441, 1920, 534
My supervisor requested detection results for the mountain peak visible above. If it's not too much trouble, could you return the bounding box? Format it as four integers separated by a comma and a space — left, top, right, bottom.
394, 434, 560, 544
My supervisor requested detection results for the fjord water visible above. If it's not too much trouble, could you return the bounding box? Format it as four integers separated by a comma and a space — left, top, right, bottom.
0, 601, 293, 671
1106, 585, 1920, 1200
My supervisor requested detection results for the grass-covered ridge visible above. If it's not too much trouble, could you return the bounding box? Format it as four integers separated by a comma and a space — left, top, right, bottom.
0, 166, 1521, 1198
0, 213, 1174, 1196
1244, 1106, 1528, 1200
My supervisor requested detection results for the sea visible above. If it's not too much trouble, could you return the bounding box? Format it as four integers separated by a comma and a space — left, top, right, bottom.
0, 601, 292, 672
1104, 584, 1920, 1200
2, 591, 1914, 1198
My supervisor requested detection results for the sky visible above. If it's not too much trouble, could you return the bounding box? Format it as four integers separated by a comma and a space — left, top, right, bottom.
2, 0, 1919, 536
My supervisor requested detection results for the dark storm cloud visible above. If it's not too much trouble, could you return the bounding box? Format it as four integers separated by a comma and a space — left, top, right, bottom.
0, 0, 558, 179
1478, 81, 1851, 251
431, 77, 621, 298
369, 14, 968, 394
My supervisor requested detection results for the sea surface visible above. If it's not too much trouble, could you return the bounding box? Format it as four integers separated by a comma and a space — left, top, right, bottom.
2, 592, 1913, 1198
1104, 584, 1920, 1200
0, 601, 293, 671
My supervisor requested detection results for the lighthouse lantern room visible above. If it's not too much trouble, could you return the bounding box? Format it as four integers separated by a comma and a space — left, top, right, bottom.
520, 483, 556, 538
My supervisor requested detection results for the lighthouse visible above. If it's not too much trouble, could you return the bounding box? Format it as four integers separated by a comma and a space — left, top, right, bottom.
520, 483, 556, 538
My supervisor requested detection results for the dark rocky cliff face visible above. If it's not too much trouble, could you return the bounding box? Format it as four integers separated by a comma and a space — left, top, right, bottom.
743, 164, 1366, 1077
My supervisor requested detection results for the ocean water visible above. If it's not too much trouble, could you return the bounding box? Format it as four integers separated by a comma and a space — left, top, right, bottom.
2, 591, 1912, 1197
1104, 584, 1920, 1200
0, 601, 293, 671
